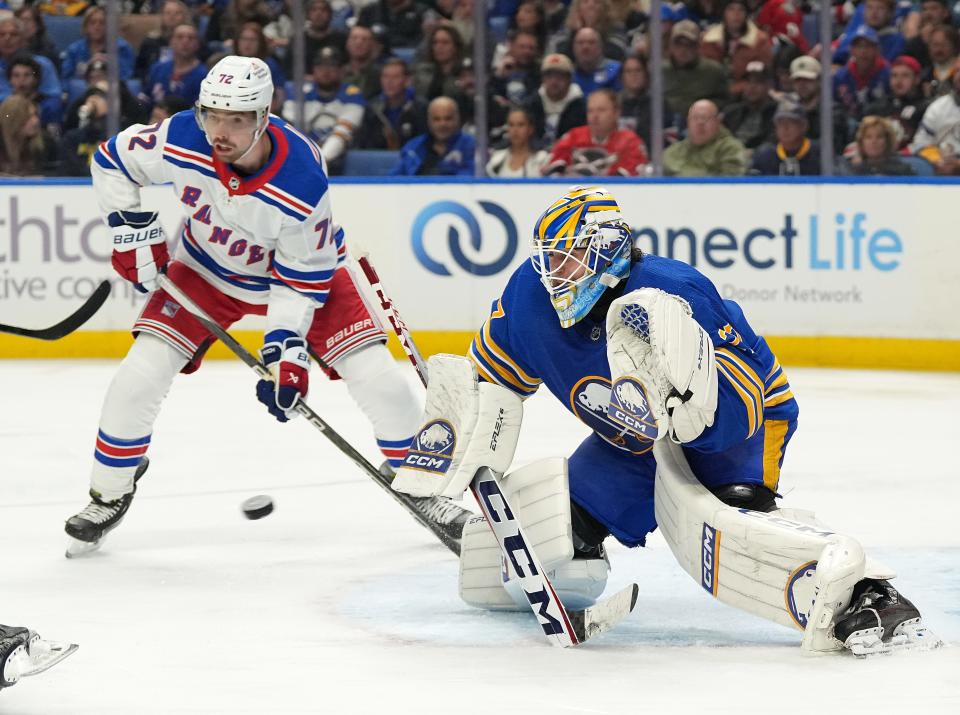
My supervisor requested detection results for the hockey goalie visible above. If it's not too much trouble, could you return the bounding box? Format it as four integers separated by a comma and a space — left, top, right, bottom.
391, 186, 942, 656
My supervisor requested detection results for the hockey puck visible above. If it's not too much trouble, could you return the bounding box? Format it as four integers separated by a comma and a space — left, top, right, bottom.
241, 495, 274, 520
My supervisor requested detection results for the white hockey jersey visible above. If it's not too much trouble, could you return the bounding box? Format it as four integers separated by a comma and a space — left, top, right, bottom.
91, 110, 344, 337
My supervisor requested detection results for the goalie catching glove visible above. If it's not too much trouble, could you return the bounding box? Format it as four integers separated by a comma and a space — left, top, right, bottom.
256, 330, 310, 422
606, 287, 718, 444
108, 210, 169, 293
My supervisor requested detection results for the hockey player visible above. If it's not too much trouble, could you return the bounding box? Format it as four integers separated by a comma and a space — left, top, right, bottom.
392, 186, 938, 655
64, 55, 468, 556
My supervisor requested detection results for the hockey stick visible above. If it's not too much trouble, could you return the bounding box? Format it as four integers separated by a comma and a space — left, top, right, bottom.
354, 255, 428, 387
156, 275, 461, 556
357, 261, 640, 646
0, 280, 111, 340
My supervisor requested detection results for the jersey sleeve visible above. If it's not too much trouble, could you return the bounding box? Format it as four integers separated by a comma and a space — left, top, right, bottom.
91, 119, 172, 215
468, 293, 542, 399
265, 190, 340, 338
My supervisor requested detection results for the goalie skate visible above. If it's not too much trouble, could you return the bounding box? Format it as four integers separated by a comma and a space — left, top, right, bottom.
834, 578, 944, 657
64, 458, 150, 558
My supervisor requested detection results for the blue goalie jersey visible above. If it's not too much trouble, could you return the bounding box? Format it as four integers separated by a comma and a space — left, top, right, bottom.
468, 253, 800, 546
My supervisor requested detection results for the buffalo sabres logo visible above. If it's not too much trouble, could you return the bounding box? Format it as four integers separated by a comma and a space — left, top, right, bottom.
228, 176, 240, 191
402, 419, 457, 475
569, 376, 654, 454
785, 561, 819, 629
607, 377, 659, 442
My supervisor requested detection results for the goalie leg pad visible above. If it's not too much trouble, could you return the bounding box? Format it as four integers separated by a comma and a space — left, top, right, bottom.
653, 439, 864, 651
459, 458, 611, 611
392, 355, 523, 498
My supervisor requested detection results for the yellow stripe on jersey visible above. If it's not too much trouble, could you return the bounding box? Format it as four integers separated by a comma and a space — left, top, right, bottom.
716, 348, 765, 396
763, 359, 795, 407
716, 352, 764, 433
471, 331, 527, 391
764, 388, 796, 408
485, 301, 541, 387
762, 419, 790, 491
716, 362, 760, 437
467, 348, 501, 386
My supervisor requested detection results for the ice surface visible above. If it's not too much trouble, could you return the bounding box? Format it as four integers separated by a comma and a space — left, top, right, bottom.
1, 361, 958, 714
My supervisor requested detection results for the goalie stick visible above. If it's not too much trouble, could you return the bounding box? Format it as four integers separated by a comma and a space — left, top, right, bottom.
0, 280, 111, 340
356, 257, 640, 646
155, 275, 461, 556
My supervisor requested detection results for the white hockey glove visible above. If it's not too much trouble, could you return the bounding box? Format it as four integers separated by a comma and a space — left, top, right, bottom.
606, 288, 718, 444
108, 210, 168, 293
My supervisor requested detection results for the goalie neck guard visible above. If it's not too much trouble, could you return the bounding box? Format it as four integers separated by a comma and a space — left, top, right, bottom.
531, 186, 632, 328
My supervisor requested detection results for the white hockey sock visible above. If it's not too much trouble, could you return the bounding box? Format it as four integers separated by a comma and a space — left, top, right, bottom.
333, 343, 423, 468
90, 334, 188, 501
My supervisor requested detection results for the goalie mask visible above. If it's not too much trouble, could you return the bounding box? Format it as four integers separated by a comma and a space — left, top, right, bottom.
531, 187, 632, 328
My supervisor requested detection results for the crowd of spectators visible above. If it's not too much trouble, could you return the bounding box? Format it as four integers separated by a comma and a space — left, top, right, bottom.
0, 0, 959, 177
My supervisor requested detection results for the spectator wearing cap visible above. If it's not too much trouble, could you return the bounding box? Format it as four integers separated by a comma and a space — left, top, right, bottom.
357, 0, 429, 51
0, 16, 63, 112
545, 88, 648, 176
344, 25, 384, 100
920, 24, 959, 98
284, 47, 365, 175
413, 23, 465, 103
839, 115, 916, 175
788, 56, 851, 155
863, 55, 930, 148
147, 23, 206, 106
549, 0, 628, 62
291, 0, 347, 76
61, 6, 135, 82
393, 96, 475, 175
5, 53, 61, 131
570, 27, 622, 96
524, 52, 587, 146
909, 59, 960, 175
902, 0, 953, 69
834, 25, 892, 119
750, 100, 821, 176
234, 22, 287, 113
664, 20, 729, 118
700, 0, 773, 98
834, 0, 906, 66
356, 58, 427, 150
663, 98, 746, 176
722, 60, 777, 152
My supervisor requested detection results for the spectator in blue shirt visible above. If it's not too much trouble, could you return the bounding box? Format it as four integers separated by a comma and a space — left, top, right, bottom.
61, 6, 135, 82
393, 96, 475, 175
834, 25, 892, 119
147, 23, 206, 106
0, 15, 62, 110
233, 21, 286, 113
571, 27, 621, 96
5, 53, 62, 130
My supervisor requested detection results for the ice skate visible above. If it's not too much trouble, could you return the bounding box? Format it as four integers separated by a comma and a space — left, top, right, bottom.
64, 458, 150, 558
834, 578, 943, 657
379, 461, 470, 543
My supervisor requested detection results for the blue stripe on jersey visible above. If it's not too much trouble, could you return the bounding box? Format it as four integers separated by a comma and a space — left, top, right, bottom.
163, 154, 218, 180
271, 261, 335, 282
250, 190, 308, 220
180, 224, 277, 292
167, 111, 214, 154
106, 136, 137, 185
265, 117, 328, 210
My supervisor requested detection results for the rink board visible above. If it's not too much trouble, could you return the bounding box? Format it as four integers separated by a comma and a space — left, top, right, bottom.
0, 178, 957, 370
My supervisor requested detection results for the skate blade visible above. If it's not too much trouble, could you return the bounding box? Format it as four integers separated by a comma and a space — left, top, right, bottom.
846, 619, 944, 657
65, 536, 103, 559
13, 639, 79, 677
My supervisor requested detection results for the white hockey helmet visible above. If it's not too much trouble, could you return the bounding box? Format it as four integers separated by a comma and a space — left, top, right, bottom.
195, 55, 274, 154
